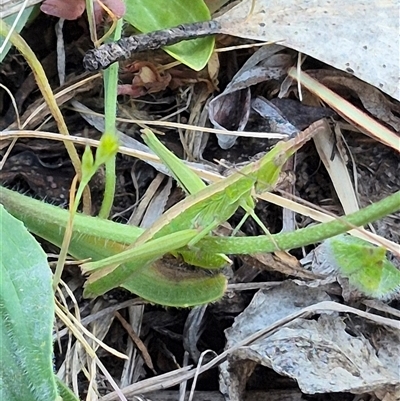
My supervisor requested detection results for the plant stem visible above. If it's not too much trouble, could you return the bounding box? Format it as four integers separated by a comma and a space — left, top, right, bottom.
83, 20, 221, 71
197, 191, 400, 253
98, 18, 123, 219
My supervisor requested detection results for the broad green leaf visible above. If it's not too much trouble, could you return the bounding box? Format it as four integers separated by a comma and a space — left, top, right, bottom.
324, 234, 400, 300
124, 0, 214, 70
0, 206, 58, 401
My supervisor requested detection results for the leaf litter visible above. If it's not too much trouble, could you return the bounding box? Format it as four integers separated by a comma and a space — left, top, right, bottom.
220, 282, 399, 399
1, 1, 399, 400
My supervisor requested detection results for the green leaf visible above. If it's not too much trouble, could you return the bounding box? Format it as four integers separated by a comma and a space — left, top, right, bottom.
323, 234, 400, 300
81, 145, 95, 177
124, 0, 214, 70
0, 206, 58, 400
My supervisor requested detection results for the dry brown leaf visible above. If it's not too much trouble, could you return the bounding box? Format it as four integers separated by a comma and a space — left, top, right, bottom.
118, 61, 172, 97
306, 69, 400, 131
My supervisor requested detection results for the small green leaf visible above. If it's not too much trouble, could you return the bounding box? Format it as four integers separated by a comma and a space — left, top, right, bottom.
141, 128, 205, 194
81, 145, 95, 183
323, 234, 400, 299
0, 206, 58, 400
124, 0, 214, 70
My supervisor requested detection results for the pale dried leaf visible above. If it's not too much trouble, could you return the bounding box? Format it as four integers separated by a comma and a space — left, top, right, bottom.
306, 70, 400, 132
1, 0, 42, 19
221, 282, 399, 397
313, 120, 360, 215
220, 281, 331, 398
251, 96, 299, 135
217, 0, 399, 100
140, 176, 172, 229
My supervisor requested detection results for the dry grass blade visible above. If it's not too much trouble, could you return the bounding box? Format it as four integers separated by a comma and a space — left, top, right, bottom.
55, 301, 128, 400
288, 68, 399, 150
114, 311, 156, 373
312, 120, 360, 215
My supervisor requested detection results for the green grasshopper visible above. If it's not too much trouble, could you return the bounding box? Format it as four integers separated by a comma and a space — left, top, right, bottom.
82, 120, 325, 297
3, 179, 398, 306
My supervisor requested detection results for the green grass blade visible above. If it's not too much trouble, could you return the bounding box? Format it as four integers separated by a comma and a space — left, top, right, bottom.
99, 17, 124, 218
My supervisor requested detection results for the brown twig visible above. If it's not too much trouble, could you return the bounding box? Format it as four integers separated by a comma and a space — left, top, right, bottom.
83, 20, 222, 71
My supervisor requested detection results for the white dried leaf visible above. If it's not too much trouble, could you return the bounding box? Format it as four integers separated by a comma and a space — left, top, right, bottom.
220, 282, 399, 398
217, 0, 399, 100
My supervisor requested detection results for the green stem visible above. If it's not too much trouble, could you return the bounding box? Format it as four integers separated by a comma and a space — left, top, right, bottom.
99, 156, 116, 218
98, 18, 123, 219
197, 191, 400, 253
0, 186, 143, 245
